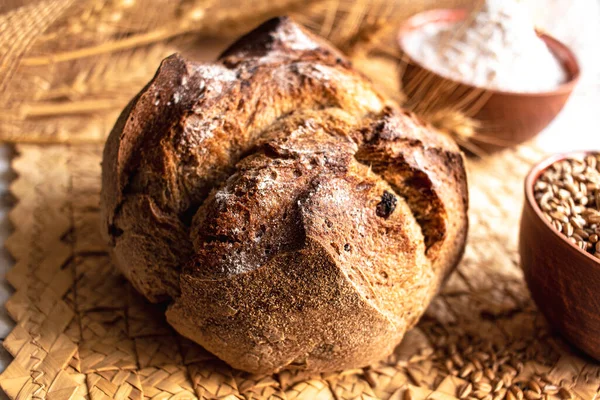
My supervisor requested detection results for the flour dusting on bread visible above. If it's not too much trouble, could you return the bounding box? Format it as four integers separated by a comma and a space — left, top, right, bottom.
272, 21, 319, 51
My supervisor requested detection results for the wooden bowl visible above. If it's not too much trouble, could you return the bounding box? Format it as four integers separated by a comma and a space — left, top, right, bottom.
520, 152, 600, 361
397, 9, 581, 152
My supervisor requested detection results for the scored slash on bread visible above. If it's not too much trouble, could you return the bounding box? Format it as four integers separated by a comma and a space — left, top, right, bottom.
100, 16, 468, 374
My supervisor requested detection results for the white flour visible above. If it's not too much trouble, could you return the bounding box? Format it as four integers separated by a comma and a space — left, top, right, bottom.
402, 0, 567, 92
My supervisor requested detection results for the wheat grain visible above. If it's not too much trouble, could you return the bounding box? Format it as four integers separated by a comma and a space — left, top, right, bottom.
535, 154, 600, 258
472, 370, 483, 384
527, 380, 542, 394
460, 363, 475, 378
524, 390, 542, 400
492, 380, 503, 392
511, 385, 524, 400
543, 385, 559, 395
558, 387, 574, 400
459, 383, 473, 399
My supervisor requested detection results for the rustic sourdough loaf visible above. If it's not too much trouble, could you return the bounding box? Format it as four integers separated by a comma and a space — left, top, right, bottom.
101, 16, 468, 374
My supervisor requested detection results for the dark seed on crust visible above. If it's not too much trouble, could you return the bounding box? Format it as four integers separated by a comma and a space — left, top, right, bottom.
376, 190, 398, 219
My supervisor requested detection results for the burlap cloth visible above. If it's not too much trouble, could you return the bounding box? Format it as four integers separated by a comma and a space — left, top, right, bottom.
0, 142, 598, 400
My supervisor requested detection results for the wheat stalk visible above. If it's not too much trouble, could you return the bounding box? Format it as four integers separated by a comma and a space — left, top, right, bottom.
327, 0, 493, 154
8, 39, 180, 121
0, 0, 323, 144
20, 0, 313, 67
0, 0, 483, 150
22, 26, 184, 67
294, 0, 473, 47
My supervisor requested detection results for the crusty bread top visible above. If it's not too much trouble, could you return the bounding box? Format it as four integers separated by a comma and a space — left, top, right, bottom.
101, 16, 468, 308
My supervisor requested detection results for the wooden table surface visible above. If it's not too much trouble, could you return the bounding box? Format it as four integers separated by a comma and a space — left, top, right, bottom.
0, 1, 599, 397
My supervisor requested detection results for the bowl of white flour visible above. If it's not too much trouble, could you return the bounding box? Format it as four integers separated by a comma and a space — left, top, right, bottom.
397, 1, 580, 151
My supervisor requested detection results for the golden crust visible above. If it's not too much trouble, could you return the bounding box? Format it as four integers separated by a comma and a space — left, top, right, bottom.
100, 16, 468, 374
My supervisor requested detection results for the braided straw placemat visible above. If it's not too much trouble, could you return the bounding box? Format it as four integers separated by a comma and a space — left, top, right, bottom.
1, 143, 599, 400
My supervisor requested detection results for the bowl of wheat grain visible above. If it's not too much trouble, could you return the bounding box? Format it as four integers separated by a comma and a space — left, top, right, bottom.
397, 7, 580, 153
520, 152, 600, 361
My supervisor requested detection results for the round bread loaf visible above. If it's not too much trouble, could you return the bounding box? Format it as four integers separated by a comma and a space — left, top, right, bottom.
101, 16, 468, 374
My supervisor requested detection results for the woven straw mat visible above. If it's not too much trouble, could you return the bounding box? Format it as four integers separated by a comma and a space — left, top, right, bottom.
1, 143, 599, 400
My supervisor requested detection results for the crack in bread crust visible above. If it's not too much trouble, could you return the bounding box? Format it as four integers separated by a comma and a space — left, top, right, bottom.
355, 131, 449, 258
100, 16, 468, 374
